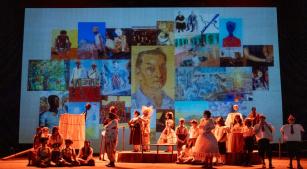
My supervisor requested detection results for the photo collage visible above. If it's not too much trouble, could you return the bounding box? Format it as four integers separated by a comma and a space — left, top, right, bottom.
27, 10, 275, 141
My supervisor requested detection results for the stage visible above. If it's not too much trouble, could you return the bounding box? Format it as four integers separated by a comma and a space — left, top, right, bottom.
0, 158, 306, 169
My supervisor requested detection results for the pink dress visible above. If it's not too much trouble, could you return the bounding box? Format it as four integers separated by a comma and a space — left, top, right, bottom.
158, 119, 177, 144
193, 118, 219, 160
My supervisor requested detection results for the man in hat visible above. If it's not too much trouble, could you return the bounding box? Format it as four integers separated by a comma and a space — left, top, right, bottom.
280, 114, 304, 169
87, 62, 100, 86
175, 118, 189, 157
254, 114, 274, 169
71, 60, 84, 87
104, 106, 119, 167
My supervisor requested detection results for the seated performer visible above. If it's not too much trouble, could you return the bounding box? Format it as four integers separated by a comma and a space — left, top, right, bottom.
48, 126, 63, 166
36, 137, 51, 168
176, 145, 194, 164
128, 110, 143, 152
175, 118, 189, 157
158, 112, 177, 152
28, 127, 43, 166
59, 139, 79, 166
187, 119, 199, 148
77, 140, 95, 166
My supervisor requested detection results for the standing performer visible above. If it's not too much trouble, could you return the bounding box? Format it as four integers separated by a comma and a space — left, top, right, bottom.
254, 114, 274, 169
158, 112, 177, 152
104, 106, 119, 167
213, 117, 228, 165
242, 118, 255, 166
175, 118, 189, 156
141, 106, 153, 152
128, 110, 143, 152
280, 114, 304, 169
193, 110, 219, 169
187, 119, 199, 149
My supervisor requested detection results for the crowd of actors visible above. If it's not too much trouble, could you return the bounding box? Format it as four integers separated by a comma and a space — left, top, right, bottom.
32, 104, 305, 169
129, 105, 304, 169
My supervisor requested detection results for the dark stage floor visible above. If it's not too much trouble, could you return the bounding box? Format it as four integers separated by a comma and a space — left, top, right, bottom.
0, 157, 306, 169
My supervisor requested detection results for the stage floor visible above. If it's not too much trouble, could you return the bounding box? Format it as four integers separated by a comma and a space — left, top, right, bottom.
0, 158, 306, 169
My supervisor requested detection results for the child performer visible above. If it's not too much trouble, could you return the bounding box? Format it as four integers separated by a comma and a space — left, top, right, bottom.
28, 127, 42, 166
175, 118, 189, 156
77, 140, 95, 166
214, 117, 228, 165
187, 119, 199, 149
48, 126, 63, 166
242, 118, 255, 166
36, 137, 51, 168
59, 139, 79, 166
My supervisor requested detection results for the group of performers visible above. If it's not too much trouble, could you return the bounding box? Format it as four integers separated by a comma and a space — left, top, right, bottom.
32, 104, 305, 169
128, 105, 304, 169
28, 127, 95, 167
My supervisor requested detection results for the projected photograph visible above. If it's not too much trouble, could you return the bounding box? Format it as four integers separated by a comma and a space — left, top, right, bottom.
39, 91, 69, 115
67, 102, 100, 139
68, 60, 101, 101
100, 60, 131, 96
157, 21, 174, 45
105, 28, 133, 59
131, 28, 158, 46
28, 60, 66, 91
100, 96, 131, 124
156, 109, 175, 132
243, 45, 274, 66
175, 33, 220, 67
131, 46, 175, 109
20, 8, 282, 145
78, 22, 106, 59
51, 29, 78, 60
174, 101, 208, 125
39, 92, 69, 129
220, 18, 242, 47
208, 101, 249, 117
252, 66, 269, 90
176, 67, 253, 101
198, 13, 220, 34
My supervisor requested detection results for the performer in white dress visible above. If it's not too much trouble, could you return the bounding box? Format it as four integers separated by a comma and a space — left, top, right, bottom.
158, 112, 177, 152
193, 110, 219, 169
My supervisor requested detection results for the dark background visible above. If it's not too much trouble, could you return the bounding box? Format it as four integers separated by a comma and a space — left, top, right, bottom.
0, 0, 306, 157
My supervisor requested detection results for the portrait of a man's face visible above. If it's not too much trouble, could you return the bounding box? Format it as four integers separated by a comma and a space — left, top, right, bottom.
137, 52, 167, 90
131, 46, 175, 110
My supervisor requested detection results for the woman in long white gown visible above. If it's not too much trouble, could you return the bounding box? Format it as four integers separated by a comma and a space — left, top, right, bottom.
158, 112, 177, 152
193, 110, 219, 169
